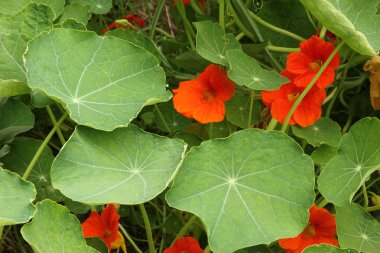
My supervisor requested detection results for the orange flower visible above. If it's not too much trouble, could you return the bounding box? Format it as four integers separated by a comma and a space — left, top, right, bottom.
261, 71, 325, 127
164, 237, 205, 253
286, 36, 340, 89
102, 14, 144, 34
278, 204, 338, 253
81, 204, 126, 253
173, 64, 235, 124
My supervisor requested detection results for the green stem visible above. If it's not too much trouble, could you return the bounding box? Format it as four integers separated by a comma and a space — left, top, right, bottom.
235, 32, 245, 41
175, 0, 196, 50
143, 27, 174, 38
190, 0, 205, 16
366, 205, 380, 212
204, 245, 211, 253
319, 26, 327, 40
171, 215, 198, 246
317, 198, 329, 208
248, 11, 305, 41
281, 41, 344, 132
219, 0, 225, 30
266, 45, 300, 53
154, 104, 172, 134
208, 123, 213, 139
342, 114, 353, 134
46, 105, 65, 146
139, 204, 156, 253
362, 182, 369, 209
118, 224, 143, 253
150, 0, 166, 39
22, 113, 68, 180
266, 118, 278, 131
226, 0, 255, 42
247, 91, 255, 128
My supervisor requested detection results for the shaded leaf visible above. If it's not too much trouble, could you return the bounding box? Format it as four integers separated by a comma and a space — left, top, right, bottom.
172, 50, 210, 73
310, 144, 338, 167
0, 80, 30, 97
153, 101, 192, 133
225, 94, 261, 128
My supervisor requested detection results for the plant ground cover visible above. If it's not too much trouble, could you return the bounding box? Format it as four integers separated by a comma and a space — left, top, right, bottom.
0, 0, 379, 253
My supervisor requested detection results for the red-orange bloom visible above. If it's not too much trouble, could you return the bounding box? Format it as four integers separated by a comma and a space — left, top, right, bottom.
164, 237, 205, 253
102, 14, 144, 34
81, 204, 126, 252
286, 36, 340, 89
278, 204, 338, 253
261, 70, 325, 127
173, 64, 235, 124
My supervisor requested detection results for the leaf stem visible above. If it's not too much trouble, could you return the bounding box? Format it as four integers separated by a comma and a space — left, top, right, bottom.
208, 123, 213, 139
342, 113, 353, 134
362, 182, 369, 209
247, 91, 255, 128
190, 0, 205, 16
118, 224, 143, 253
150, 0, 166, 39
22, 113, 68, 180
366, 205, 380, 212
281, 41, 344, 132
171, 215, 198, 246
46, 105, 65, 146
266, 118, 278, 131
266, 45, 300, 53
139, 204, 156, 253
154, 104, 172, 134
319, 26, 327, 40
175, 0, 196, 50
219, 0, 225, 30
317, 198, 329, 208
248, 11, 305, 42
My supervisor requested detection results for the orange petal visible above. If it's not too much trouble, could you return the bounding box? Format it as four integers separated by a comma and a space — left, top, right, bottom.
192, 98, 225, 124
81, 211, 105, 238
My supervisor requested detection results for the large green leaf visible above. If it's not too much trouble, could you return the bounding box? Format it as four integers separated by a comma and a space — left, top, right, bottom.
70, 0, 111, 14
166, 129, 315, 253
195, 21, 241, 66
303, 244, 358, 253
336, 204, 380, 253
21, 200, 99, 253
51, 125, 186, 204
0, 168, 36, 226
227, 50, 288, 90
0, 0, 64, 19
300, 0, 380, 56
292, 117, 341, 147
318, 117, 380, 206
0, 80, 30, 97
25, 28, 169, 131
0, 98, 34, 145
0, 4, 54, 81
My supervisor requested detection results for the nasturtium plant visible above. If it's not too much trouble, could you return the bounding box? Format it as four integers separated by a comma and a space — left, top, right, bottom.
303, 244, 358, 253
70, 0, 111, 14
0, 80, 30, 98
166, 129, 315, 253
0, 0, 64, 18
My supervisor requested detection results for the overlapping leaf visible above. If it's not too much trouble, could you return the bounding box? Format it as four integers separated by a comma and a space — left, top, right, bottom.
303, 244, 358, 253
0, 80, 30, 97
166, 129, 315, 253
153, 101, 192, 133
300, 0, 380, 56
25, 28, 169, 131
0, 168, 36, 226
70, 0, 111, 14
225, 94, 261, 128
318, 117, 380, 206
336, 204, 380, 253
21, 200, 99, 253
0, 0, 64, 18
195, 21, 241, 66
51, 125, 186, 204
58, 3, 91, 25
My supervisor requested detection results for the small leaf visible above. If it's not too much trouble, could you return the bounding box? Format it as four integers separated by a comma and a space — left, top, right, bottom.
225, 94, 261, 128
310, 144, 338, 167
51, 125, 186, 204
69, 0, 112, 14
195, 21, 241, 66
30, 90, 54, 108
0, 80, 30, 97
303, 244, 358, 253
166, 129, 315, 253
292, 117, 341, 147
336, 204, 380, 253
318, 117, 380, 206
153, 101, 192, 133
25, 28, 169, 131
300, 0, 380, 56
172, 50, 211, 73
58, 3, 91, 25
0, 0, 64, 19
21, 199, 99, 253
0, 168, 36, 226
227, 49, 288, 90
0, 98, 34, 145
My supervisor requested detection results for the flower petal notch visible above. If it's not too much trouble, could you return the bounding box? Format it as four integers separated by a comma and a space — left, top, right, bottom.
318, 117, 380, 206
166, 129, 315, 253
51, 124, 186, 204
25, 28, 169, 131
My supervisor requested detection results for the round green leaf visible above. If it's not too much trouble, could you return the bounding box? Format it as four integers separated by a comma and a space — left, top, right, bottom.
0, 80, 30, 97
0, 0, 64, 19
225, 94, 261, 128
195, 21, 241, 66
166, 129, 315, 253
292, 117, 341, 147
227, 49, 288, 90
303, 244, 358, 253
51, 124, 187, 204
21, 199, 99, 253
69, 0, 111, 14
336, 204, 380, 253
318, 117, 380, 206
300, 0, 380, 56
0, 168, 36, 226
58, 3, 91, 25
25, 28, 169, 131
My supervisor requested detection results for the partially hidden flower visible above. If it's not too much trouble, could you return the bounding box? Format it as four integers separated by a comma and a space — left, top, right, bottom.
286, 35, 340, 89
102, 14, 144, 34
278, 204, 338, 253
81, 204, 126, 253
164, 237, 205, 253
173, 64, 235, 124
261, 70, 325, 127
316, 28, 337, 44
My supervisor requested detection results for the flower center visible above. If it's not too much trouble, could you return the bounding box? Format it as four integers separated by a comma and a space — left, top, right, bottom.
287, 92, 300, 103
303, 222, 316, 238
308, 60, 322, 72
202, 90, 216, 103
